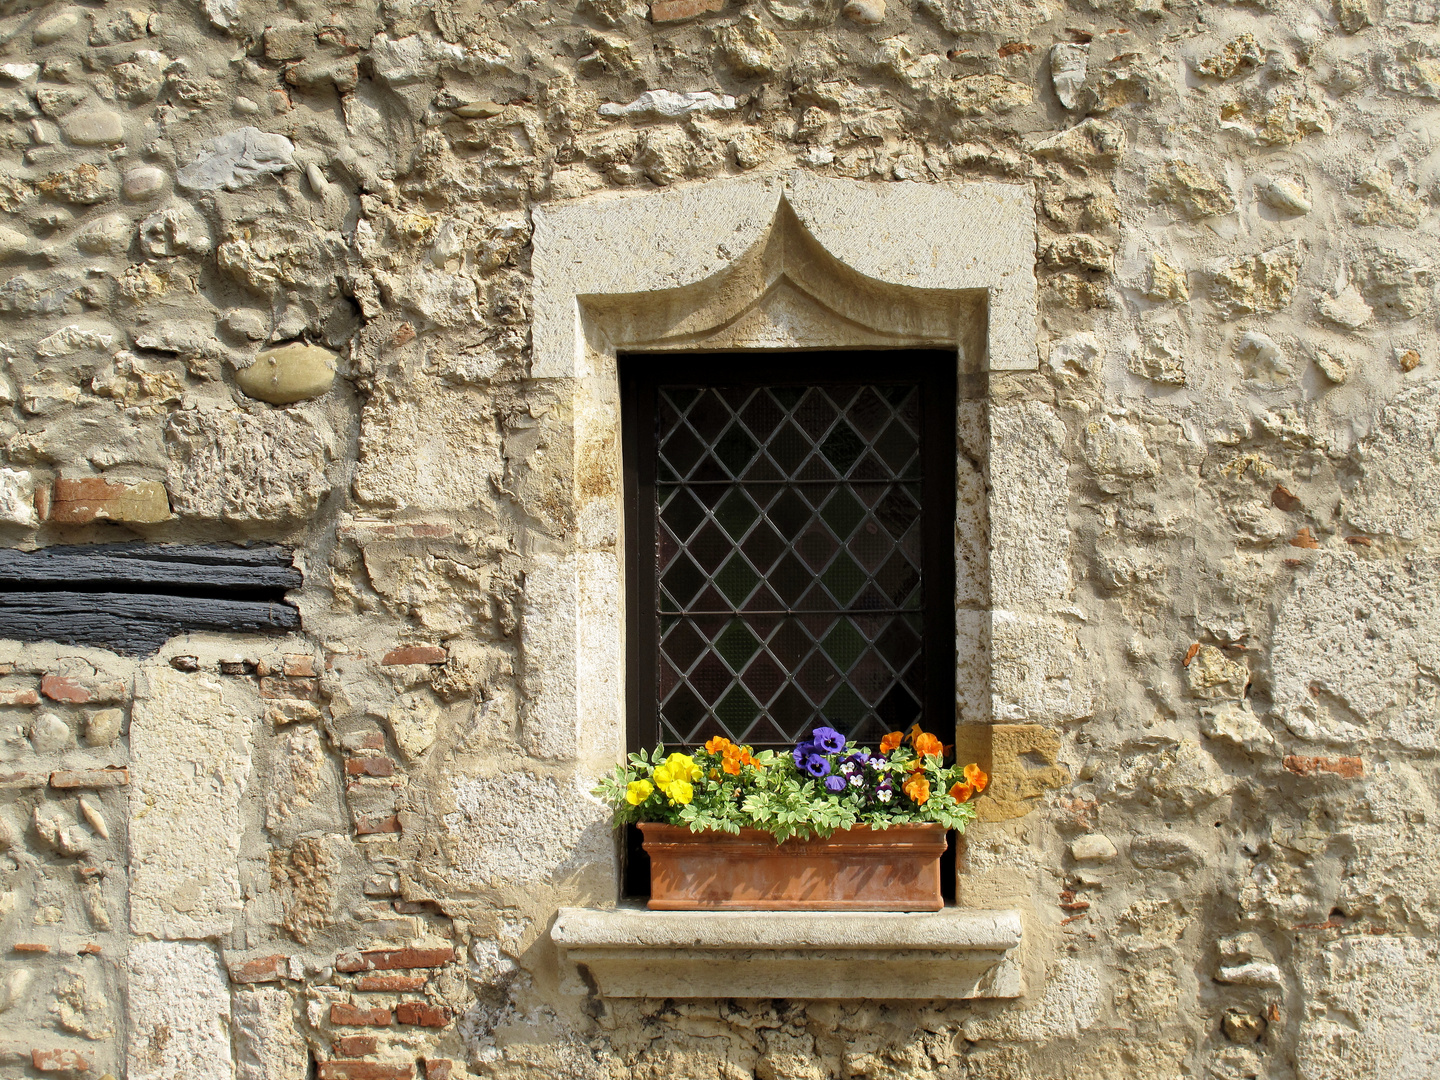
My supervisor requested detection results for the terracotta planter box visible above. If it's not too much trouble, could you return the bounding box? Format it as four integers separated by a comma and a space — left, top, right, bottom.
639, 822, 947, 911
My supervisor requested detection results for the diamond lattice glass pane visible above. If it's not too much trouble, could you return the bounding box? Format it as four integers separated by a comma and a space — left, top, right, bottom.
794, 390, 837, 441
741, 520, 785, 574
651, 377, 933, 749
821, 682, 866, 725
740, 392, 785, 440
662, 620, 707, 673
688, 390, 731, 441
714, 488, 760, 541
714, 553, 760, 607
714, 422, 759, 477
660, 554, 705, 608
660, 426, 705, 479
767, 422, 810, 474
820, 619, 866, 669
715, 620, 761, 671
688, 521, 732, 574
820, 488, 866, 540
715, 684, 760, 733
766, 488, 810, 539
821, 550, 866, 605
660, 488, 706, 541
820, 420, 865, 475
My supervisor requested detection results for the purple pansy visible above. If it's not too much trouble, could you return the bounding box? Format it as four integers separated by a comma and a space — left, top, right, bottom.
792, 741, 815, 769
811, 725, 847, 753
802, 752, 831, 778
823, 775, 847, 793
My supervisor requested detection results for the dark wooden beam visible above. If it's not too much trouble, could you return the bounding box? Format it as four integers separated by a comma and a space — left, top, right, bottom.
0, 542, 301, 594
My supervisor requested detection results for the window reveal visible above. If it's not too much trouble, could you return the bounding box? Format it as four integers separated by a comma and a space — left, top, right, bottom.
623, 352, 957, 754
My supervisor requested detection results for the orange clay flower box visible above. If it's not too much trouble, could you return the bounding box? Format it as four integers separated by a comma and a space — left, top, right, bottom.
596, 725, 989, 912
639, 821, 948, 911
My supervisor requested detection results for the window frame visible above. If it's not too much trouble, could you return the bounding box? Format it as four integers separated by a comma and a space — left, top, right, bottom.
620, 349, 959, 756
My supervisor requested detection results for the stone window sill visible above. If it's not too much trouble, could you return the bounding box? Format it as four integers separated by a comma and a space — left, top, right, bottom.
551, 905, 1024, 999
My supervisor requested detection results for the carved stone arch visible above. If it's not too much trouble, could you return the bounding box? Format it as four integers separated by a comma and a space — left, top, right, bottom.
579, 199, 990, 360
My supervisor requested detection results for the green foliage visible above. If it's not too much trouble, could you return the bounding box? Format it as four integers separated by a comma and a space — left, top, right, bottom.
592, 732, 982, 844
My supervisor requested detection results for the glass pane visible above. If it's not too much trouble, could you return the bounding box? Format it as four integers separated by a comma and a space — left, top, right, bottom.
651, 375, 933, 748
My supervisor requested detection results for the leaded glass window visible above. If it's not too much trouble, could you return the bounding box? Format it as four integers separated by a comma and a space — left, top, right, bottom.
623, 352, 957, 754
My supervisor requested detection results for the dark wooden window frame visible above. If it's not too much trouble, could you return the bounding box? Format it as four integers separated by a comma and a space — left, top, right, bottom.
620, 350, 959, 897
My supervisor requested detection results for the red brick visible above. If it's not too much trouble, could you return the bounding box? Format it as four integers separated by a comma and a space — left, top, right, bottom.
41, 675, 91, 704
355, 974, 427, 992
330, 1003, 392, 1026
381, 646, 448, 667
335, 947, 456, 973
424, 1060, 453, 1080
50, 767, 129, 789
260, 675, 320, 700
32, 1048, 90, 1072
15, 942, 50, 953
0, 686, 39, 706
355, 814, 401, 836
1284, 755, 1364, 779
346, 757, 396, 778
283, 654, 318, 677
79, 943, 101, 955
318, 1064, 413, 1080
650, 0, 724, 18
332, 1036, 377, 1056
48, 477, 170, 525
396, 1002, 452, 1028
230, 953, 289, 983
34, 484, 50, 521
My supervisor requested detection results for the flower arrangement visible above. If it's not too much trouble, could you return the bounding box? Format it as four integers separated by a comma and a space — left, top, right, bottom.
595, 724, 989, 843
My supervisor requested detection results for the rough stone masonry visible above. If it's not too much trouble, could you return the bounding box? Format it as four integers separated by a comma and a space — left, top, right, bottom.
0, 0, 1436, 1076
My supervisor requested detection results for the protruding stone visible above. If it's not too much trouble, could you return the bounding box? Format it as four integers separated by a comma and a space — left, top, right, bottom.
29, 712, 74, 754
841, 0, 886, 22
1317, 284, 1373, 330
74, 214, 132, 256
650, 0, 724, 19
78, 796, 109, 840
61, 110, 126, 146
0, 227, 28, 261
1312, 346, 1349, 384
122, 166, 167, 200
33, 9, 81, 44
175, 127, 295, 192
84, 709, 123, 747
1050, 43, 1089, 109
0, 966, 32, 1012
233, 342, 338, 405
1258, 175, 1311, 215
1069, 834, 1118, 862
0, 468, 36, 526
599, 89, 736, 118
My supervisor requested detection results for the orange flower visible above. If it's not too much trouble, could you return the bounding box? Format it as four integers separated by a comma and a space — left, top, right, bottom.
722, 756, 742, 775
949, 781, 975, 803
903, 772, 930, 805
914, 732, 943, 758
906, 723, 923, 745
705, 736, 734, 755
963, 762, 988, 793
879, 731, 904, 754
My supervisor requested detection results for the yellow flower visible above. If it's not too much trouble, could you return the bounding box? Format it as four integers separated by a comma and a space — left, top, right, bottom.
667, 780, 694, 805
653, 763, 676, 788
664, 752, 701, 781
625, 779, 654, 805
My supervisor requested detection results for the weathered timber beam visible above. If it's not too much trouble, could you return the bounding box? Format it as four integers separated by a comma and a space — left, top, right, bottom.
0, 591, 301, 656
0, 543, 301, 592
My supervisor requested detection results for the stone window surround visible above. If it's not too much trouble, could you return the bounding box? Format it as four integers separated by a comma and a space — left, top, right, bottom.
529, 172, 1065, 999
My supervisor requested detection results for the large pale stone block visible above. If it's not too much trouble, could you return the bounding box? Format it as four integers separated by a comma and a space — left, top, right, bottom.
233, 987, 308, 1080
127, 941, 233, 1080
990, 611, 1092, 723
1270, 552, 1440, 750
520, 554, 579, 762
1296, 935, 1440, 1080
443, 772, 612, 889
988, 402, 1071, 609
129, 666, 254, 939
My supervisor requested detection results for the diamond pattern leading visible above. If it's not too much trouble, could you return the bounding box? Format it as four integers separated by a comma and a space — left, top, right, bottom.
654, 383, 925, 749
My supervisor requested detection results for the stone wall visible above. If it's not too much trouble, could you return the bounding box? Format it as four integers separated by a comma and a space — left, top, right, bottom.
0, 0, 1436, 1076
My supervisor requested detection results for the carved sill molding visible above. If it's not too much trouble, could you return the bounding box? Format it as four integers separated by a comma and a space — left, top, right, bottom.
551, 905, 1024, 1000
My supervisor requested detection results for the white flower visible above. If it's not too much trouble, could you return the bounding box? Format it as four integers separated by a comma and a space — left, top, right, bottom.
877, 789, 892, 803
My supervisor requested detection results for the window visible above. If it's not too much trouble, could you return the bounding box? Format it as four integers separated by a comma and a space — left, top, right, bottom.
621, 350, 957, 754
